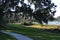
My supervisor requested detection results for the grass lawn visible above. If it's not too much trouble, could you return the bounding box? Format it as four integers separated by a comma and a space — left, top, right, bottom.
2, 24, 60, 40
0, 32, 16, 40
25, 24, 58, 29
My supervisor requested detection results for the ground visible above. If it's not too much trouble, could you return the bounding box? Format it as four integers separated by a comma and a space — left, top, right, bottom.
1, 24, 60, 40
0, 32, 16, 40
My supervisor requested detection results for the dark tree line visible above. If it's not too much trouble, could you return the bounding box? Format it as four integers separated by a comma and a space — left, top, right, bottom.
0, 0, 56, 28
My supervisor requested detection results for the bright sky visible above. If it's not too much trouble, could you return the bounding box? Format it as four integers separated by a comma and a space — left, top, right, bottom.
52, 0, 60, 18
19, 0, 60, 18
24, 0, 35, 10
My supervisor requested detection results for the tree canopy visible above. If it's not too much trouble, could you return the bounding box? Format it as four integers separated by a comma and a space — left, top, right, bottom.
28, 0, 56, 24
0, 0, 56, 27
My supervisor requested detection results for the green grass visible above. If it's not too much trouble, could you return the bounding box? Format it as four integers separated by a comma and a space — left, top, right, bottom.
0, 32, 16, 40
2, 24, 60, 40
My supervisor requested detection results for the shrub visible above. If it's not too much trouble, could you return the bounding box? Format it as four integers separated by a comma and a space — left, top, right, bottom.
23, 22, 33, 26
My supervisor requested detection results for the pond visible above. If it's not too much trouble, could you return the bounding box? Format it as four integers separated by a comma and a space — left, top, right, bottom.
48, 21, 60, 25
32, 21, 60, 25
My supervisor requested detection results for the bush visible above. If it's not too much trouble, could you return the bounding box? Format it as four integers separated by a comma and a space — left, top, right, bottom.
23, 22, 33, 26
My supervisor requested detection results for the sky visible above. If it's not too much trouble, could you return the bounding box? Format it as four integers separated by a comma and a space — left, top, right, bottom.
52, 0, 60, 18
19, 0, 60, 18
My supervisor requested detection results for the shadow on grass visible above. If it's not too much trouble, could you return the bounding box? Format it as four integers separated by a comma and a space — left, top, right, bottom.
1, 24, 60, 40
0, 32, 16, 40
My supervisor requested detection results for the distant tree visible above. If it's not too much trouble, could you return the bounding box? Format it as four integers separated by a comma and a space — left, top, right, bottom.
57, 16, 60, 21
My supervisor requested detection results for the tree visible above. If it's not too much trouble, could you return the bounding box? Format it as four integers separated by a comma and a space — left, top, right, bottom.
0, 0, 56, 29
57, 16, 60, 21
28, 0, 57, 24
0, 0, 19, 30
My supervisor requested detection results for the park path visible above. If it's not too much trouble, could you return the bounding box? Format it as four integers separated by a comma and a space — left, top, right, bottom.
1, 30, 33, 40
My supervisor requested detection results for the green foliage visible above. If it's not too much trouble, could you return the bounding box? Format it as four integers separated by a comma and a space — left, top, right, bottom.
29, 0, 57, 24
0, 0, 57, 28
0, 0, 19, 29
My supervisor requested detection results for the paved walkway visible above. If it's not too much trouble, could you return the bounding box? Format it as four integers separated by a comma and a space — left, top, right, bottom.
1, 30, 33, 40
